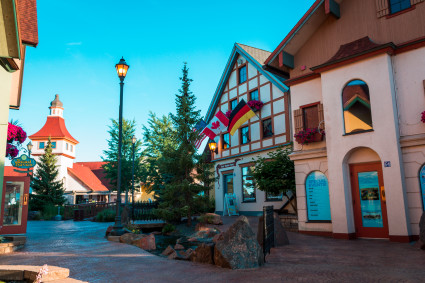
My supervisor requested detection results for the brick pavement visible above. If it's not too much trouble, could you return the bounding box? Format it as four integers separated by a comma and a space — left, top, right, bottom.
0, 218, 424, 282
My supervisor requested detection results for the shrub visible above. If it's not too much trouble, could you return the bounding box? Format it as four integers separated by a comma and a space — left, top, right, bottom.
41, 205, 63, 220
95, 209, 116, 222
162, 223, 175, 234
198, 214, 214, 224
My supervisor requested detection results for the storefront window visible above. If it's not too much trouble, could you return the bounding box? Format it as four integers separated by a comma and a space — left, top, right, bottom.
242, 166, 256, 202
3, 181, 24, 226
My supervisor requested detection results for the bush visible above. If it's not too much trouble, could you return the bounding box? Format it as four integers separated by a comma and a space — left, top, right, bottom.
193, 196, 215, 215
198, 214, 214, 224
162, 223, 175, 234
41, 204, 63, 220
95, 209, 116, 222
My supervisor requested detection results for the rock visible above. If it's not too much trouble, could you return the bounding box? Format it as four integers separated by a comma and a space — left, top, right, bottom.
214, 216, 264, 269
188, 237, 197, 242
204, 213, 223, 225
195, 222, 206, 232
190, 228, 221, 240
176, 237, 184, 244
151, 231, 162, 235
168, 250, 178, 260
174, 244, 184, 250
190, 243, 214, 264
162, 245, 175, 256
132, 234, 156, 250
119, 233, 142, 244
419, 211, 425, 244
105, 225, 114, 237
178, 248, 194, 260
212, 233, 223, 244
257, 213, 290, 247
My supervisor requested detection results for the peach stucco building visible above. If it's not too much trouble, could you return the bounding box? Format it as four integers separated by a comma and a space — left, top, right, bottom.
265, 0, 425, 242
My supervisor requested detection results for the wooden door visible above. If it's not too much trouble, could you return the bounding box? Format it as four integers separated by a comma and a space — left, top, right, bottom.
1, 176, 30, 235
349, 162, 389, 238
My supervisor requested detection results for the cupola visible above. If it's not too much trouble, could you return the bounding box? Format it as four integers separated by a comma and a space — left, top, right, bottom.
49, 94, 64, 117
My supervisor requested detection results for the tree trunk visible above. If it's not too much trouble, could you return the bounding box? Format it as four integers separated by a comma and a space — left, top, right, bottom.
284, 192, 297, 215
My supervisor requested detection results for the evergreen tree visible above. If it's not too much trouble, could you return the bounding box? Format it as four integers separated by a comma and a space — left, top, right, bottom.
154, 63, 204, 226
102, 119, 143, 202
30, 138, 66, 211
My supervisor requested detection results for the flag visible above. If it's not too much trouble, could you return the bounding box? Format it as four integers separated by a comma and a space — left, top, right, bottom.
201, 111, 230, 141
193, 120, 207, 149
227, 99, 256, 135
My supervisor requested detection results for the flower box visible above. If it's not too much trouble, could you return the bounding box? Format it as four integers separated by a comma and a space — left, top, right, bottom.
294, 128, 324, 145
247, 100, 264, 112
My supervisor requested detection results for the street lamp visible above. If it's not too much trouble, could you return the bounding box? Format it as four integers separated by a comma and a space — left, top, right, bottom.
131, 135, 136, 222
208, 139, 218, 154
111, 57, 129, 236
27, 142, 33, 177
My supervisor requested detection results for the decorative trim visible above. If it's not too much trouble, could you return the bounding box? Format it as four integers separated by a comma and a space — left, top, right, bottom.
389, 235, 417, 243
212, 143, 291, 163
289, 147, 327, 161
283, 73, 321, 87
385, 5, 416, 19
395, 36, 425, 55
32, 152, 76, 159
300, 101, 320, 109
400, 133, 425, 148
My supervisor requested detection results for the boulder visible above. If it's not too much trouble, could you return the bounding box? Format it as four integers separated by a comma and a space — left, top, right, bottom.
174, 244, 184, 250
190, 243, 214, 264
419, 211, 425, 244
257, 213, 290, 247
214, 216, 264, 269
105, 225, 114, 237
204, 213, 223, 225
212, 233, 223, 244
190, 228, 220, 240
132, 234, 156, 250
168, 250, 179, 260
195, 222, 206, 232
119, 233, 142, 244
162, 245, 175, 256
177, 248, 194, 260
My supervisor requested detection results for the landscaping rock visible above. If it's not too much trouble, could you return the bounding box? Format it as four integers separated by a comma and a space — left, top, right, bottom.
190, 243, 214, 264
132, 234, 156, 250
174, 244, 184, 250
204, 213, 223, 225
190, 228, 220, 240
212, 233, 223, 244
195, 222, 206, 232
419, 211, 425, 244
162, 245, 175, 256
119, 233, 142, 245
214, 216, 264, 269
179, 248, 194, 260
257, 213, 289, 247
168, 250, 178, 260
105, 226, 114, 237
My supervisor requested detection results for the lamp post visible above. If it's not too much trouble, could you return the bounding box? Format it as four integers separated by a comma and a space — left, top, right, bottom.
131, 135, 136, 222
111, 57, 129, 236
27, 142, 33, 177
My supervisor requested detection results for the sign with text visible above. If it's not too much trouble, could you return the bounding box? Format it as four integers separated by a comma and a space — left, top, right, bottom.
224, 193, 239, 216
306, 171, 331, 221
12, 154, 36, 169
358, 171, 383, 228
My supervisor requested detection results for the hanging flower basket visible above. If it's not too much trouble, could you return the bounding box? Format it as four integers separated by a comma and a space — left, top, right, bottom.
294, 128, 324, 145
225, 110, 232, 119
421, 111, 425, 123
6, 122, 27, 159
247, 100, 264, 112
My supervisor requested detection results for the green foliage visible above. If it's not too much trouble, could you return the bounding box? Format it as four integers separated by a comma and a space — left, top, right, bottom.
198, 213, 214, 224
102, 119, 143, 198
162, 223, 176, 234
252, 146, 296, 211
0, 236, 5, 243
30, 138, 66, 211
95, 209, 116, 222
41, 204, 63, 220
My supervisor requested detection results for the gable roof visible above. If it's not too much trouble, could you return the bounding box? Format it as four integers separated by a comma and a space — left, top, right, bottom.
68, 164, 109, 192
204, 43, 288, 123
17, 0, 38, 46
29, 116, 79, 144
74, 162, 112, 190
4, 166, 29, 177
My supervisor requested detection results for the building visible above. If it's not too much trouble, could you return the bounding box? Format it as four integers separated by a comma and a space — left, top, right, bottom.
264, 0, 425, 241
0, 0, 38, 234
205, 43, 294, 216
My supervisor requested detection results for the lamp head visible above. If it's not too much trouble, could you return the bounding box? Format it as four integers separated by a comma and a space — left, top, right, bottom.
115, 57, 129, 80
27, 141, 33, 153
132, 135, 136, 144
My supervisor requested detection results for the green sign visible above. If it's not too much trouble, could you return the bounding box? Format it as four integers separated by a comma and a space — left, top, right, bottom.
12, 154, 36, 169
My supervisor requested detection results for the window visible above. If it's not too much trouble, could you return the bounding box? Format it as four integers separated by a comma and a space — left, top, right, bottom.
419, 164, 425, 211
51, 142, 57, 149
39, 142, 45, 149
266, 192, 283, 201
238, 65, 247, 84
342, 80, 373, 134
305, 171, 331, 221
303, 105, 319, 130
389, 0, 411, 14
250, 89, 259, 101
70, 145, 73, 152
66, 143, 69, 150
262, 118, 273, 138
240, 126, 250, 144
230, 99, 238, 110
242, 166, 256, 202
294, 102, 325, 135
222, 133, 230, 149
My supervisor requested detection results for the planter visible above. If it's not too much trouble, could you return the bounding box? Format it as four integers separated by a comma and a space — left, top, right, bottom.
294, 129, 324, 145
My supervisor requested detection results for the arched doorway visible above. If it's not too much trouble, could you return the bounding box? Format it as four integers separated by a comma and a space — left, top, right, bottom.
345, 147, 389, 239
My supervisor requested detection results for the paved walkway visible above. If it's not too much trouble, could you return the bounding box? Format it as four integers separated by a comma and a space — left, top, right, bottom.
0, 219, 424, 282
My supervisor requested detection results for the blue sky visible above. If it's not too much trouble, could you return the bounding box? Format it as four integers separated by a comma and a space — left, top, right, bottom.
9, 0, 316, 162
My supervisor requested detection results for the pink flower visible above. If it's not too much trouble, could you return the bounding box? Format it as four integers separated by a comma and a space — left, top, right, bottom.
247, 100, 264, 111
421, 111, 425, 123
225, 110, 232, 118
7, 123, 26, 143
6, 144, 19, 159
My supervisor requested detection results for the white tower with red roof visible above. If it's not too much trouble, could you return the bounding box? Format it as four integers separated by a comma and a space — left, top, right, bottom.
29, 94, 79, 185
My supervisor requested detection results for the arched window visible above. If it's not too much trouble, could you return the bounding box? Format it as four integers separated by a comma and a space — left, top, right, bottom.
419, 165, 425, 211
305, 171, 331, 221
342, 80, 372, 134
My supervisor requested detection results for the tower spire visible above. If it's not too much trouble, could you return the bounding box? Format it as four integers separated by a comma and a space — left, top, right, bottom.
49, 94, 64, 117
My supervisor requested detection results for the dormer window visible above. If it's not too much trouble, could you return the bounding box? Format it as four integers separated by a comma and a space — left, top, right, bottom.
238, 65, 247, 84
39, 142, 45, 149
389, 0, 411, 14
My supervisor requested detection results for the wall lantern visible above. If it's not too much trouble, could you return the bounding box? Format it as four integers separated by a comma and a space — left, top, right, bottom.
208, 139, 218, 154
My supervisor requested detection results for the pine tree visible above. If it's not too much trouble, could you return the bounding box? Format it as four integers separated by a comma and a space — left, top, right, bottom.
30, 138, 66, 211
102, 119, 143, 201
155, 63, 204, 226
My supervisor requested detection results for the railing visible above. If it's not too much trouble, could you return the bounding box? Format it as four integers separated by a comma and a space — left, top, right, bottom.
63, 201, 159, 221
263, 205, 275, 262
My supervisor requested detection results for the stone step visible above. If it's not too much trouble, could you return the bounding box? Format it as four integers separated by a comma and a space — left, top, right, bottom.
0, 265, 69, 282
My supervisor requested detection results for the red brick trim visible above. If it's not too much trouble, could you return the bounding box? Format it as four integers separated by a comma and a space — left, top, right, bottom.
333, 233, 357, 240
283, 73, 321, 87
299, 230, 333, 238
389, 235, 418, 243
385, 5, 416, 19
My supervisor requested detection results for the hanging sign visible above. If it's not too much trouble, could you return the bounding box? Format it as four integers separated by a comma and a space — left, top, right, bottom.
224, 193, 239, 216
306, 171, 331, 221
12, 154, 36, 169
358, 171, 383, 228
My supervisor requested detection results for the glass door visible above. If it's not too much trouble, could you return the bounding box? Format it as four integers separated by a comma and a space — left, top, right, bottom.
349, 162, 389, 238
